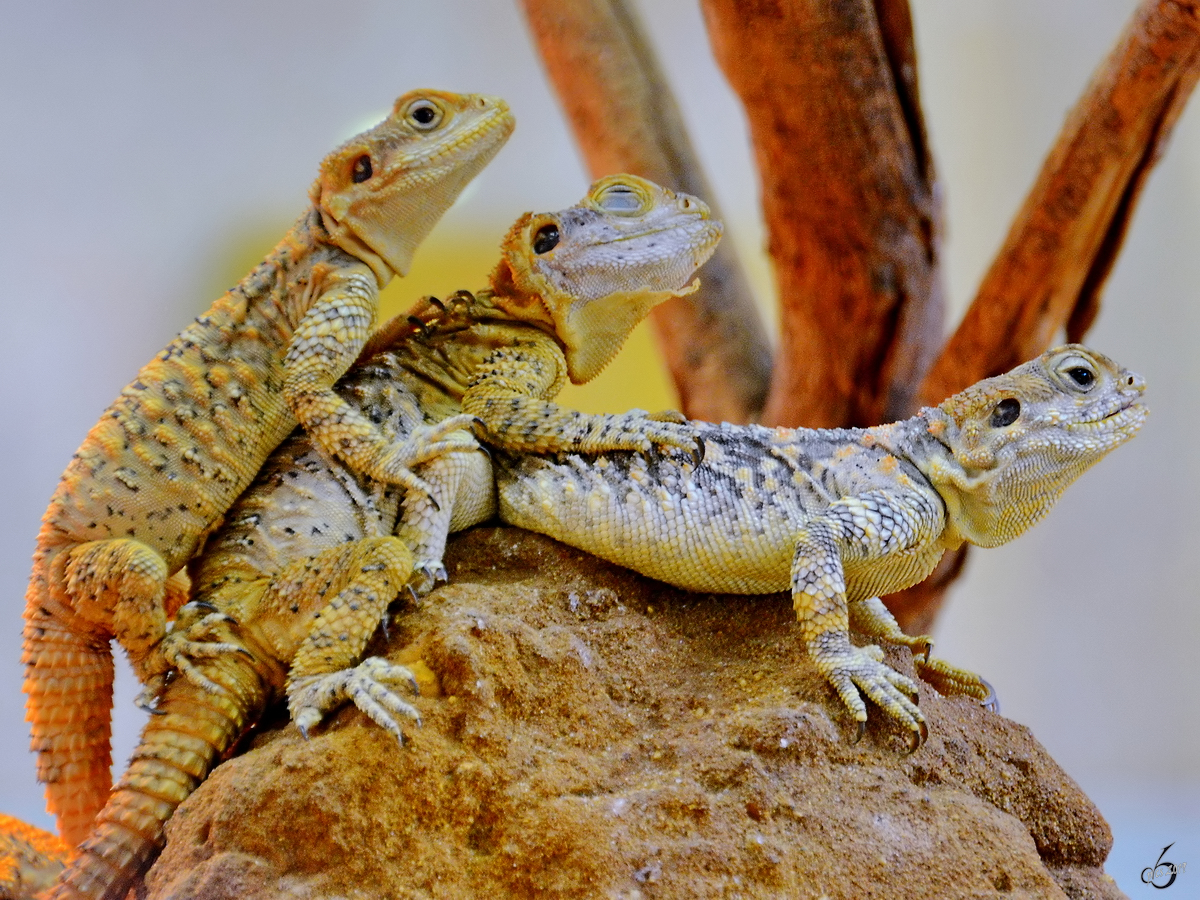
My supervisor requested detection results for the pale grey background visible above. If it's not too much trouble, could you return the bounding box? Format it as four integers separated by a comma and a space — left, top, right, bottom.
0, 1, 1195, 892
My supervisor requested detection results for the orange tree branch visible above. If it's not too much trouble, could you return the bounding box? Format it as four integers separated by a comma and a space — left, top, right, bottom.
700, 0, 944, 428
921, 0, 1200, 405
520, 0, 772, 422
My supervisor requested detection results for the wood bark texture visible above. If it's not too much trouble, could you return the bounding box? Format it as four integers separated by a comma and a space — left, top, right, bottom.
921, 0, 1200, 404
700, 0, 944, 428
521, 0, 772, 423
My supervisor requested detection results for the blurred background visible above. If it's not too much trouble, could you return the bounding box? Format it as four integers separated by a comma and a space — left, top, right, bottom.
0, 1, 1195, 891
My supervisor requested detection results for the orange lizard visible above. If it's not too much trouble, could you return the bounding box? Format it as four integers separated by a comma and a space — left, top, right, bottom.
22, 89, 514, 847
21, 174, 720, 900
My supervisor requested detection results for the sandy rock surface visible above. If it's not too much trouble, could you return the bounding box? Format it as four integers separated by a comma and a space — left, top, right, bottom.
143, 527, 1124, 900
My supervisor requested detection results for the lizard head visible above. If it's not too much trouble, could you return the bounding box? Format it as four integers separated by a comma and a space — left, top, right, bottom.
488, 174, 723, 383
920, 344, 1147, 548
312, 90, 514, 281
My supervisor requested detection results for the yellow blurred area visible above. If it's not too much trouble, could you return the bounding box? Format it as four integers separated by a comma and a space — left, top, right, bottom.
216, 224, 680, 418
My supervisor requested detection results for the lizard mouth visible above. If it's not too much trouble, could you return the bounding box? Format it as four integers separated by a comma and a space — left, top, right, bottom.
1066, 399, 1148, 437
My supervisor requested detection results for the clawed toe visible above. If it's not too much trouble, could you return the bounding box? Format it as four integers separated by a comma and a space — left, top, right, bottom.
977, 677, 1000, 714
825, 647, 926, 750
288, 657, 423, 742
407, 561, 448, 597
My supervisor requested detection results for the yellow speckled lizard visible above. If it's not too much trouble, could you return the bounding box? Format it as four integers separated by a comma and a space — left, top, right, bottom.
23, 89, 514, 847
494, 346, 1148, 745
18, 175, 720, 900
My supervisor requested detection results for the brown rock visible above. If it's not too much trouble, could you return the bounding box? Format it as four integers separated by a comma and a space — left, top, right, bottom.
143, 528, 1125, 900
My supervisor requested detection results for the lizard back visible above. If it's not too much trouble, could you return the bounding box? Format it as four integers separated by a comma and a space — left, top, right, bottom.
496, 419, 948, 598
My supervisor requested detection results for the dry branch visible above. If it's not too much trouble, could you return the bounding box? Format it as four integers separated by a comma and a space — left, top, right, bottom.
921, 0, 1200, 405
700, 0, 944, 428
520, 0, 772, 423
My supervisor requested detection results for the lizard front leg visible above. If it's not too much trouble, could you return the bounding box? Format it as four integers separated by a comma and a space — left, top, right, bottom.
462, 335, 701, 462
268, 537, 423, 742
397, 442, 496, 595
283, 269, 474, 499
792, 492, 946, 746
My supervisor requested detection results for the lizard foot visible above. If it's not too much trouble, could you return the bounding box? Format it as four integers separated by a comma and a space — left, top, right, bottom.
289, 656, 421, 743
915, 656, 995, 706
158, 606, 251, 695
375, 414, 482, 503
644, 409, 688, 425
822, 643, 926, 748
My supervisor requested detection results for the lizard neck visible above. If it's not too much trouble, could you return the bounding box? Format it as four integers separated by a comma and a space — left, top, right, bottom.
486, 252, 694, 384
865, 414, 968, 551
315, 204, 396, 287
895, 407, 1014, 550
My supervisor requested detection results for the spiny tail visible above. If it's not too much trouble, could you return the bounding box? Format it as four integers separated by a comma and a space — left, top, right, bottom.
22, 576, 115, 848
46, 651, 270, 900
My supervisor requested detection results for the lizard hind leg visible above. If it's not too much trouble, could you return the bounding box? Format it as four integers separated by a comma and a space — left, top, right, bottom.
26, 538, 176, 847
274, 537, 422, 741
848, 597, 992, 704
53, 538, 174, 684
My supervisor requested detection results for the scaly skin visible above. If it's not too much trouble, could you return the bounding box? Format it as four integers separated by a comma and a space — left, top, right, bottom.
494, 346, 1148, 745
24, 176, 721, 900
0, 815, 69, 899
22, 89, 514, 846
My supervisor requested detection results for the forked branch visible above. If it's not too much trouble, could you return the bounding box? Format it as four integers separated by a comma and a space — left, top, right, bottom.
520, 0, 772, 423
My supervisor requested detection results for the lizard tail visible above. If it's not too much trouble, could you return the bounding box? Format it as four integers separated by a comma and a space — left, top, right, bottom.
46, 650, 270, 900
22, 580, 115, 849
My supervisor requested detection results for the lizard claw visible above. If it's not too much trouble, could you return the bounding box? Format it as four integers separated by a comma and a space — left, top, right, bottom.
904, 720, 929, 755
977, 677, 1000, 714
821, 644, 925, 746
853, 720, 866, 743
135, 676, 169, 714
689, 435, 705, 469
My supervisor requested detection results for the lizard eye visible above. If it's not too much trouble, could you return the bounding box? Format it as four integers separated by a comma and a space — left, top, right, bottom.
596, 184, 643, 214
990, 398, 1021, 427
405, 99, 443, 130
533, 224, 560, 254
1066, 366, 1095, 389
351, 155, 373, 183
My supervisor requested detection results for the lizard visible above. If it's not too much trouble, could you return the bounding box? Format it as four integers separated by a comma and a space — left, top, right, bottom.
0, 815, 68, 900
22, 88, 515, 847
19, 175, 722, 900
491, 345, 1148, 746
